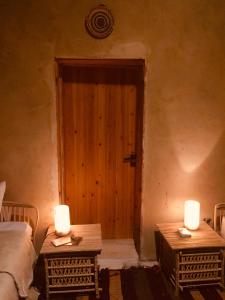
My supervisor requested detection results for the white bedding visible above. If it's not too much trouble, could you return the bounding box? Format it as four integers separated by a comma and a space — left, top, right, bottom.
0, 181, 6, 211
220, 216, 225, 238
0, 273, 18, 300
0, 223, 37, 299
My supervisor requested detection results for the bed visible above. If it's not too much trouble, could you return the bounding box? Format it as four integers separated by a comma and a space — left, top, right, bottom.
214, 203, 225, 237
213, 203, 225, 234
0, 200, 39, 300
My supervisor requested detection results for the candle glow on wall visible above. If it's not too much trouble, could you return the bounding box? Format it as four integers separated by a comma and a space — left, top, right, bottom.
184, 200, 200, 230
54, 205, 71, 236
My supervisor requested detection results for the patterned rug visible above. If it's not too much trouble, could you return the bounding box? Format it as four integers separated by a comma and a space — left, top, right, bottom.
95, 266, 225, 300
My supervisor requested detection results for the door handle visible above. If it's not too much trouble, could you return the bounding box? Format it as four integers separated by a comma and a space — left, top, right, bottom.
123, 153, 137, 167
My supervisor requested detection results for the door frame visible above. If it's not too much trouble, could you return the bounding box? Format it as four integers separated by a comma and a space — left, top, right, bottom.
55, 58, 144, 253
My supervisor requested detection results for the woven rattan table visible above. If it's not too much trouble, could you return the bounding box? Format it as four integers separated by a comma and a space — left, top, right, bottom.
156, 222, 225, 295
40, 224, 102, 299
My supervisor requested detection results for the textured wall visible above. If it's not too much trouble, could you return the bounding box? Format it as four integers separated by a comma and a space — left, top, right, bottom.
0, 0, 225, 257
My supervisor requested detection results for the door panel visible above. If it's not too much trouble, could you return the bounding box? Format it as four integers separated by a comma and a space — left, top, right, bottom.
57, 60, 143, 240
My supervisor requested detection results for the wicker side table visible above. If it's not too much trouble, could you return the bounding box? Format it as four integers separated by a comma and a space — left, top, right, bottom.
40, 224, 102, 299
156, 222, 225, 295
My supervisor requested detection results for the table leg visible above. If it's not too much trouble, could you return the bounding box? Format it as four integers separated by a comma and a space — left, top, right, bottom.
175, 252, 180, 296
44, 257, 49, 300
221, 249, 225, 288
94, 256, 100, 299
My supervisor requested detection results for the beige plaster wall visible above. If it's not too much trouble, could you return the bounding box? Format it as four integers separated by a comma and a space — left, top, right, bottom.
0, 0, 225, 257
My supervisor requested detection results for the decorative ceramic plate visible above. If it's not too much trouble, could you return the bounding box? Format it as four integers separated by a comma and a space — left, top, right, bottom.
85, 4, 114, 39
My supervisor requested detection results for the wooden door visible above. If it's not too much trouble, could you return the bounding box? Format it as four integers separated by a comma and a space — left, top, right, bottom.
56, 59, 144, 245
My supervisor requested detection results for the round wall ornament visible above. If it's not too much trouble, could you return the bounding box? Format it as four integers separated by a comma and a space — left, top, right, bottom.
85, 4, 114, 39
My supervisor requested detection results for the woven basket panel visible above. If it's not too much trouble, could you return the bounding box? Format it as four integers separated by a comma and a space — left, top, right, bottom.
179, 252, 222, 282
45, 256, 96, 289
181, 253, 220, 263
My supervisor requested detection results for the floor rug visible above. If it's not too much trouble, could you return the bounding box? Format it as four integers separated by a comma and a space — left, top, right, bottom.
118, 266, 225, 300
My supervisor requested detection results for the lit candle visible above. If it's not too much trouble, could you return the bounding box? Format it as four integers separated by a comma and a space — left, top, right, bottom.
54, 205, 71, 236
184, 200, 200, 230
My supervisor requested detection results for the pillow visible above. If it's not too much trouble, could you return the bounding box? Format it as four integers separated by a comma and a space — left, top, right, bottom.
0, 181, 6, 211
0, 221, 32, 237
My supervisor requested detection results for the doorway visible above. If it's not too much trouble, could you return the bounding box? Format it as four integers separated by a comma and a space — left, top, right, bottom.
56, 59, 144, 252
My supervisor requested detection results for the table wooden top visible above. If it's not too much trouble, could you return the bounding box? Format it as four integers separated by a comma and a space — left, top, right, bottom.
40, 223, 102, 254
156, 221, 225, 250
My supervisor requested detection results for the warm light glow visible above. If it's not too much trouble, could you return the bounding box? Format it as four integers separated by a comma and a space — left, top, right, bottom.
184, 200, 200, 230
54, 205, 71, 236
166, 100, 224, 173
